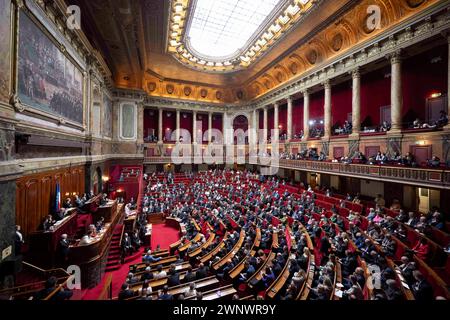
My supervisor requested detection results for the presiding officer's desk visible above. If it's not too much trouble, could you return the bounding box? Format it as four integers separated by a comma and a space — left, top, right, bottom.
68, 201, 123, 288
28, 208, 78, 268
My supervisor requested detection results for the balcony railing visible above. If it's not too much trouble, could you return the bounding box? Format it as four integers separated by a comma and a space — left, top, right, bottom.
143, 156, 450, 188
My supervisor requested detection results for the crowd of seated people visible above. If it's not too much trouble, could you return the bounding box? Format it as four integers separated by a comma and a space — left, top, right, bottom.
144, 134, 158, 143
333, 120, 353, 135
115, 169, 448, 301
410, 111, 448, 130
280, 148, 326, 161
279, 147, 447, 168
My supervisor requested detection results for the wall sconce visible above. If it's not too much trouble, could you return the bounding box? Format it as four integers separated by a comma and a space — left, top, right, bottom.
430, 92, 442, 98
416, 140, 426, 146
117, 189, 123, 193
102, 176, 109, 182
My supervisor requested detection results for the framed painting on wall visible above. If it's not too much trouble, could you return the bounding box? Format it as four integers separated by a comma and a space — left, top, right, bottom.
0, 0, 12, 103
17, 10, 84, 125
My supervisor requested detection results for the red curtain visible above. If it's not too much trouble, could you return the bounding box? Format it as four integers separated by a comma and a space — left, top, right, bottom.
279, 104, 287, 135
162, 110, 176, 141
212, 113, 222, 131
361, 67, 391, 126
180, 112, 193, 136
143, 108, 158, 139
292, 98, 304, 135
309, 91, 324, 119
331, 81, 352, 126
402, 45, 447, 122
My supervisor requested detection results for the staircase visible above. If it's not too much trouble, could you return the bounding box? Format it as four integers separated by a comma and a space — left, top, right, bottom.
105, 224, 124, 272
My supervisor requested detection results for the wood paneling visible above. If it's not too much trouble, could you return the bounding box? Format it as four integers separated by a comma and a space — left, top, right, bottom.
16, 166, 85, 237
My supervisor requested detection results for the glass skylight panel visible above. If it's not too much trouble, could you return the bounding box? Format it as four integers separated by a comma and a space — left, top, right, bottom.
187, 0, 282, 59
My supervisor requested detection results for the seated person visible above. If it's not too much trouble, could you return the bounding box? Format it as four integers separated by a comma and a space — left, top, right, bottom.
118, 283, 135, 300
436, 110, 448, 127
411, 270, 433, 300
42, 215, 55, 231
53, 208, 66, 221
33, 276, 73, 300
412, 238, 429, 261
79, 232, 94, 246
100, 193, 109, 206
413, 118, 422, 129
427, 156, 441, 167
143, 250, 162, 263
95, 217, 105, 232
74, 195, 84, 208
379, 121, 391, 132
63, 198, 72, 209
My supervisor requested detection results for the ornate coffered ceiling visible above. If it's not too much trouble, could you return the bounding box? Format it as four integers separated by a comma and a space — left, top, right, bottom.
166, 0, 320, 73
66, 0, 442, 104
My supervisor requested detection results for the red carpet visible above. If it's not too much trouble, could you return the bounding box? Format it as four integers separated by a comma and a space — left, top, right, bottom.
151, 224, 181, 250
79, 223, 180, 300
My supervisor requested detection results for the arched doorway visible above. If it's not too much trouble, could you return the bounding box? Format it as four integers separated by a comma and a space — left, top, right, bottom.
232, 115, 249, 144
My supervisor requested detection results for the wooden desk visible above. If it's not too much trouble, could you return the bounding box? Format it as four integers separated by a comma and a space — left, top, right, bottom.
199, 232, 229, 264
189, 233, 215, 258
186, 284, 237, 300
28, 210, 78, 268
68, 202, 123, 288
144, 224, 152, 245
212, 230, 245, 271
94, 200, 118, 222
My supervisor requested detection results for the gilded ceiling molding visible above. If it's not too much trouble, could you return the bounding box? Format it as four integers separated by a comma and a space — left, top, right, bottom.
250, 3, 450, 108
244, 0, 443, 101
166, 0, 322, 73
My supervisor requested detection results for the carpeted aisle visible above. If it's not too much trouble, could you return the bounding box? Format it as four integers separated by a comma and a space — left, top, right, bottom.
80, 223, 180, 300
151, 223, 181, 250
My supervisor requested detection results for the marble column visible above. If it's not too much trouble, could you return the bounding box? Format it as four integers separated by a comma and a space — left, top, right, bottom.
176, 109, 180, 139
192, 110, 197, 143
263, 107, 268, 143
158, 108, 163, 143
390, 52, 403, 132
252, 109, 258, 145
273, 102, 279, 141
208, 112, 213, 142
446, 35, 450, 129
303, 89, 310, 140
323, 80, 332, 138
351, 68, 361, 135
287, 96, 293, 140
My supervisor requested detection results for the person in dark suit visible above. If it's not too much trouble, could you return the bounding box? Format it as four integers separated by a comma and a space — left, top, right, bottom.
14, 225, 24, 256
195, 263, 208, 279
33, 276, 73, 300
118, 283, 135, 300
384, 279, 404, 301
140, 267, 154, 282
63, 198, 72, 209
159, 285, 174, 300
412, 270, 433, 300
183, 266, 196, 283
58, 234, 70, 264
340, 250, 357, 277
167, 268, 180, 287
238, 261, 255, 282
42, 215, 55, 231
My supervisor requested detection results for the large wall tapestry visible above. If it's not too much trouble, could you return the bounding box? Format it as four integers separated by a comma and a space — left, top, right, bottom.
0, 1, 11, 103
18, 11, 83, 124
102, 94, 112, 137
